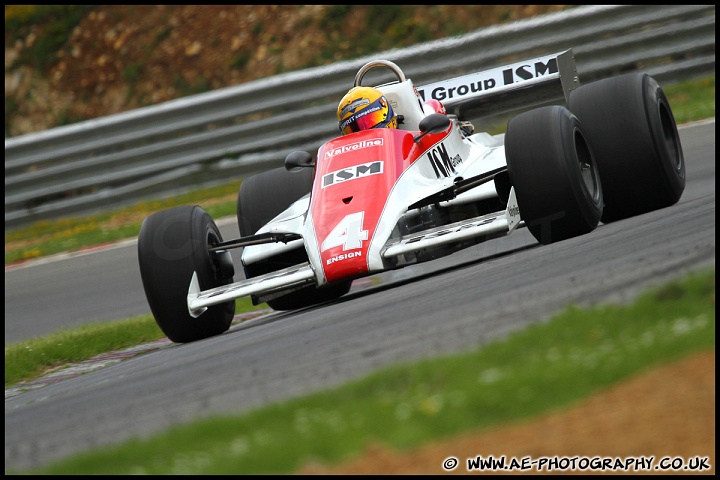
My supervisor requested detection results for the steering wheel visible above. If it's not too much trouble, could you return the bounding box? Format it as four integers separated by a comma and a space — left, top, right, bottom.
353, 60, 406, 88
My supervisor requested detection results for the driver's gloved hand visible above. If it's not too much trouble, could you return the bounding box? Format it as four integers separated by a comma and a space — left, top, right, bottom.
458, 121, 474, 137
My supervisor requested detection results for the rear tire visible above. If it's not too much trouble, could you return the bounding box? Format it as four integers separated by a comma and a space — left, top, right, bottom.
505, 105, 603, 245
138, 206, 235, 343
568, 72, 685, 222
237, 167, 352, 310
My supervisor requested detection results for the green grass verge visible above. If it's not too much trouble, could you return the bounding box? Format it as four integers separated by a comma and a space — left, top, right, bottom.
4, 75, 715, 266
663, 75, 716, 123
9, 268, 714, 475
4, 181, 240, 265
4, 297, 267, 388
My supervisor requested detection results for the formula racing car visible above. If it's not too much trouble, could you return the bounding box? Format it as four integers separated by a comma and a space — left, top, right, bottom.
138, 49, 686, 343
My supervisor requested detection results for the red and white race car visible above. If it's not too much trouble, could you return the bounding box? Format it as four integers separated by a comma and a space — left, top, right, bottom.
138, 49, 685, 343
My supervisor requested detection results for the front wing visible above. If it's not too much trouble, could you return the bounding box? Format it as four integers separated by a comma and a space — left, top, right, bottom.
186, 187, 523, 317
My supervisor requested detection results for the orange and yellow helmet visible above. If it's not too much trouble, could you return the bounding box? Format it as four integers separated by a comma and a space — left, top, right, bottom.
337, 86, 398, 135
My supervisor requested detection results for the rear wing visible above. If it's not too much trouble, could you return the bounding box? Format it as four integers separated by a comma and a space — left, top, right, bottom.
416, 49, 579, 119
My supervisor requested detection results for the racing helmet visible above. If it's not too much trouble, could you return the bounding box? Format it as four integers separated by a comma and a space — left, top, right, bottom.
337, 86, 398, 135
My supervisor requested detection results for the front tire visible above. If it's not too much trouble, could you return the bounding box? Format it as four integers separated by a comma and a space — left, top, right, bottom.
138, 206, 235, 343
505, 105, 603, 245
568, 72, 685, 222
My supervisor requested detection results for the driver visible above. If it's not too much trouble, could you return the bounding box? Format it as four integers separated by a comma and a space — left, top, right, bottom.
337, 86, 398, 135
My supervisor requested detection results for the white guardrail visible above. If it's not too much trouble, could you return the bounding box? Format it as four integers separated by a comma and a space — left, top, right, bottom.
4, 5, 715, 228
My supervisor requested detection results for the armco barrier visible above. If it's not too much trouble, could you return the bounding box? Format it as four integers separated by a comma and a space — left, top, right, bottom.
4, 5, 715, 228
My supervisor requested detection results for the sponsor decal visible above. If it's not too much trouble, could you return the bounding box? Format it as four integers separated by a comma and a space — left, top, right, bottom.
340, 97, 370, 118
339, 103, 382, 131
427, 142, 463, 178
325, 138, 383, 159
417, 56, 559, 103
326, 250, 362, 265
322, 161, 383, 188
506, 187, 522, 232
424, 78, 498, 102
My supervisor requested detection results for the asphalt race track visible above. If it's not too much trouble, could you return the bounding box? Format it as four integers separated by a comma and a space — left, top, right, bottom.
4, 120, 715, 471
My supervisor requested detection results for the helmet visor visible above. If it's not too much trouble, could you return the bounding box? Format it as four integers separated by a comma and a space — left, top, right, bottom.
340, 97, 394, 135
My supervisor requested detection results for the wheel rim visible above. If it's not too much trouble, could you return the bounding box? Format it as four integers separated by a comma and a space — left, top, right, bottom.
206, 228, 225, 282
659, 102, 683, 173
575, 128, 600, 202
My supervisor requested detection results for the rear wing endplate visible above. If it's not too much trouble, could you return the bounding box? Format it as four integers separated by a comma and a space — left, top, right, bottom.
416, 49, 579, 119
